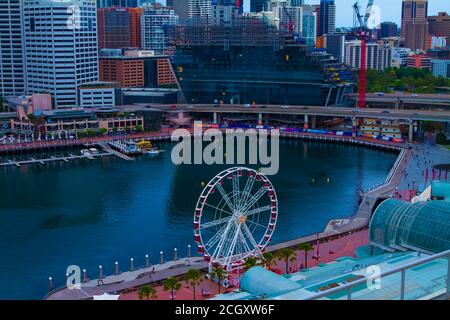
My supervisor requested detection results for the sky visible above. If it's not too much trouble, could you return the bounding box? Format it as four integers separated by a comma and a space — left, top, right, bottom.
240, 0, 450, 27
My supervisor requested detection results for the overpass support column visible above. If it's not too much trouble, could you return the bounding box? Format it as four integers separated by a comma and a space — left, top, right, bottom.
408, 121, 414, 143
304, 114, 309, 130
258, 113, 263, 126
213, 112, 218, 125
311, 116, 317, 129
352, 117, 357, 138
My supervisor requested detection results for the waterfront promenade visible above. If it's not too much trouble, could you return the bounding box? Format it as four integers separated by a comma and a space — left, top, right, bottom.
37, 129, 410, 300
0, 128, 406, 154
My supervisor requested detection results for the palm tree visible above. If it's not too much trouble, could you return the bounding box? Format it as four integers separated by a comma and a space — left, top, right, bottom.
138, 285, 157, 300
276, 248, 297, 274
243, 257, 259, 272
262, 252, 276, 270
184, 269, 203, 300
209, 267, 228, 294
298, 243, 314, 269
163, 277, 181, 300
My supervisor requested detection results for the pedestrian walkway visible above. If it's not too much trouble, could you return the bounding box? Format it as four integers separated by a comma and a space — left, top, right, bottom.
397, 143, 450, 193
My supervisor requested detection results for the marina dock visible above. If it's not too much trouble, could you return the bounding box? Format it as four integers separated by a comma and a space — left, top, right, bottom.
0, 152, 114, 167
97, 142, 135, 161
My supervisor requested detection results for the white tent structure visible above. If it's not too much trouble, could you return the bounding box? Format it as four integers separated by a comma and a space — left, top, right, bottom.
92, 293, 120, 300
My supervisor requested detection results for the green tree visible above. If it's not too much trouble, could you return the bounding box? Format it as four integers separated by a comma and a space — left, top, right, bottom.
243, 257, 259, 272
163, 277, 181, 301
184, 269, 203, 300
209, 267, 228, 294
436, 132, 448, 145
276, 248, 297, 274
135, 125, 143, 132
298, 243, 314, 269
138, 285, 157, 300
262, 252, 276, 269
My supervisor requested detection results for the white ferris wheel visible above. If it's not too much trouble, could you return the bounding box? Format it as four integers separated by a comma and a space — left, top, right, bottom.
194, 167, 278, 272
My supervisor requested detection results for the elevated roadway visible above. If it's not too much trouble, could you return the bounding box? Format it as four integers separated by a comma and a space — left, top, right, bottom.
153, 104, 450, 122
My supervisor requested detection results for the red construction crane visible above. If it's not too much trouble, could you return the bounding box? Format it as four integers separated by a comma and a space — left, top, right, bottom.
353, 0, 374, 108
282, 6, 295, 35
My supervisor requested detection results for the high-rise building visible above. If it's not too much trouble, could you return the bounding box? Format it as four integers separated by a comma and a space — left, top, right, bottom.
380, 22, 398, 39
431, 59, 450, 78
188, 0, 212, 22
23, 0, 99, 108
344, 41, 392, 71
301, 5, 317, 46
129, 8, 144, 48
97, 8, 131, 50
212, 4, 240, 26
97, 7, 143, 50
313, 4, 321, 38
0, 0, 25, 97
324, 33, 345, 62
169, 0, 189, 21
141, 5, 178, 54
250, 0, 269, 13
172, 21, 355, 106
97, 0, 138, 8
291, 0, 305, 6
318, 0, 335, 37
428, 12, 450, 44
401, 0, 428, 51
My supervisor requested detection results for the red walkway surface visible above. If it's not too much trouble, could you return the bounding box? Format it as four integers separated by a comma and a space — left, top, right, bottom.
273, 229, 368, 274
119, 278, 222, 301
119, 230, 368, 300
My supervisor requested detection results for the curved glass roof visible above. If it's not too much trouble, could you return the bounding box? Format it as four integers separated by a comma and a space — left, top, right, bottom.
369, 199, 450, 254
240, 267, 301, 297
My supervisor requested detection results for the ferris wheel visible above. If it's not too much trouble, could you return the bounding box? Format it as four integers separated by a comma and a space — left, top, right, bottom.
194, 167, 278, 272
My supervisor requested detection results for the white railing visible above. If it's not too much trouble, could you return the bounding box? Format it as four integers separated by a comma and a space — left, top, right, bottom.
304, 249, 450, 300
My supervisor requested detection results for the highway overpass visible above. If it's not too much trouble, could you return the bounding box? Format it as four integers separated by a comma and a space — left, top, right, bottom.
347, 93, 450, 109
153, 104, 450, 122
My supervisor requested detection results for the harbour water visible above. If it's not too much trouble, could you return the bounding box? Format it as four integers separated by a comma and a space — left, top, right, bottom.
0, 140, 398, 299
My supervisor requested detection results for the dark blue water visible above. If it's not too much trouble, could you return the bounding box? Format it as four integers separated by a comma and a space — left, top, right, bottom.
0, 140, 397, 299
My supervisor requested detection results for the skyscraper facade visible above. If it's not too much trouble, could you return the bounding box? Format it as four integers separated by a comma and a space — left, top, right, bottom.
380, 22, 398, 39
188, 0, 212, 22
302, 5, 317, 45
98, 8, 131, 50
428, 12, 450, 44
23, 0, 99, 108
97, 0, 138, 8
250, 0, 269, 13
401, 0, 428, 51
0, 0, 25, 97
170, 0, 189, 21
344, 41, 392, 71
141, 6, 178, 54
318, 0, 335, 37
129, 8, 144, 48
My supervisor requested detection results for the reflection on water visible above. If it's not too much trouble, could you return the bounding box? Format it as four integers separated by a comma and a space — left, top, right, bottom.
0, 140, 398, 299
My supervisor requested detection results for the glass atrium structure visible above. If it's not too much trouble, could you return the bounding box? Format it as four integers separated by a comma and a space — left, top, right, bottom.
370, 199, 450, 254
